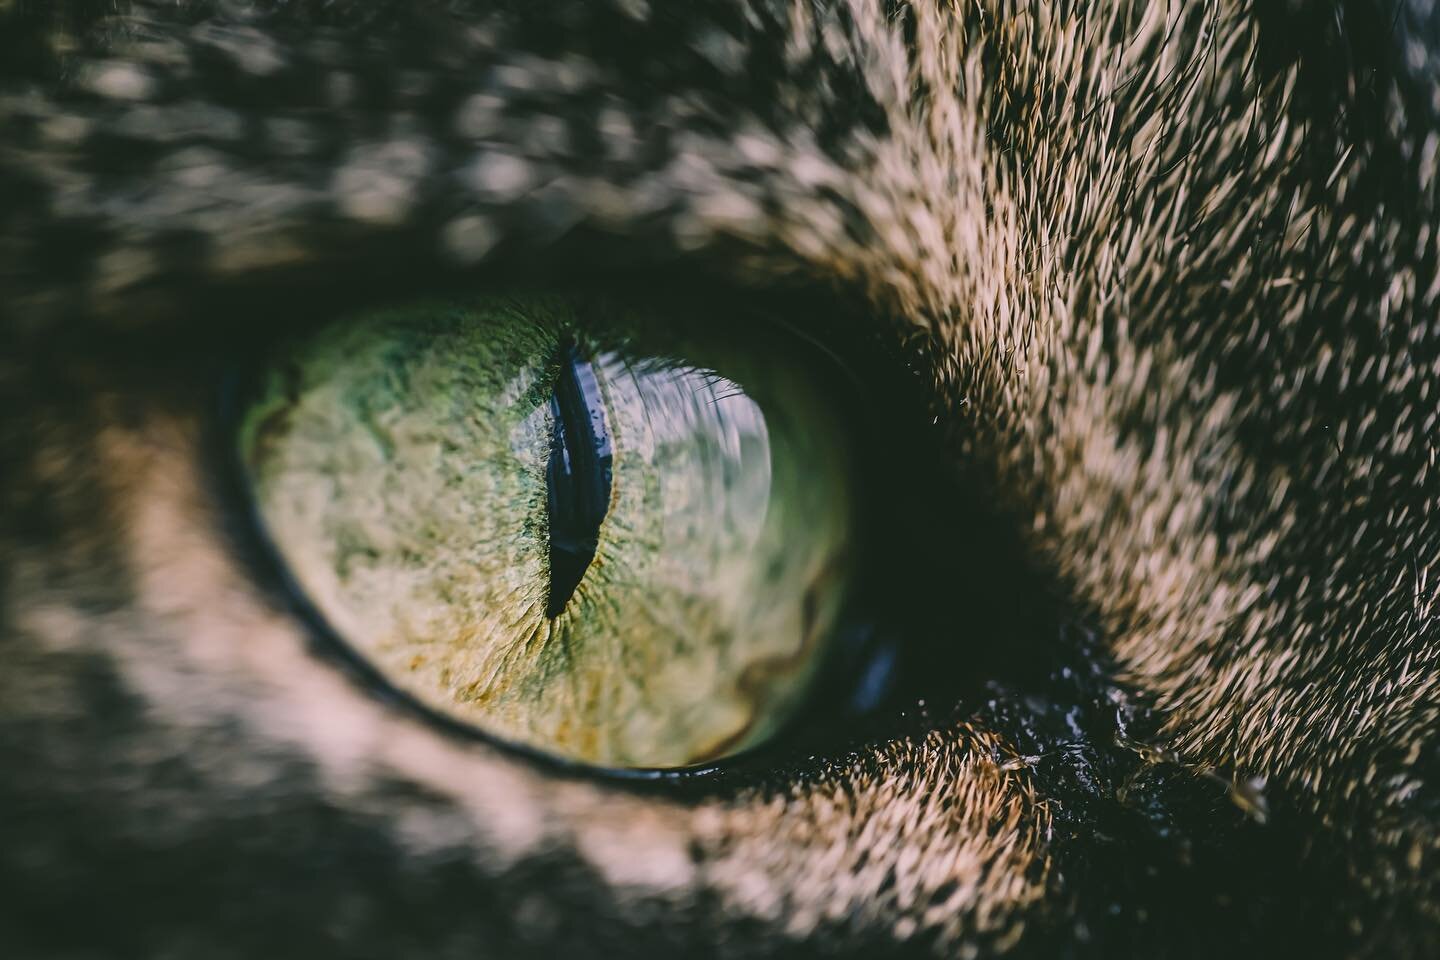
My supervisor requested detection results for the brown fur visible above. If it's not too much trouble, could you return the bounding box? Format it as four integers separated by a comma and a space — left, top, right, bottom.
1, 0, 1437, 955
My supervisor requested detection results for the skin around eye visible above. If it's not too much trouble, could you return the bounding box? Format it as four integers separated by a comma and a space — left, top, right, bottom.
237, 297, 856, 769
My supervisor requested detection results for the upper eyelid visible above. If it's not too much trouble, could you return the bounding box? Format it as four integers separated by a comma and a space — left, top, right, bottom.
3, 8, 882, 336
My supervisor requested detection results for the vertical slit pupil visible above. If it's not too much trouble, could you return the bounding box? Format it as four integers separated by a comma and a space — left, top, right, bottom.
545, 341, 613, 618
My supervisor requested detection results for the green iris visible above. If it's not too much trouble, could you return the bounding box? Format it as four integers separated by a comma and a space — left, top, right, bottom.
239, 297, 855, 768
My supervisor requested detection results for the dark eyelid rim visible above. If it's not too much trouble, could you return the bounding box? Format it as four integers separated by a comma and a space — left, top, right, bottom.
204, 297, 916, 796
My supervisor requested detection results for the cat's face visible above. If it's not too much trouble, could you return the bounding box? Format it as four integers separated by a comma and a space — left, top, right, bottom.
2, 1, 1438, 956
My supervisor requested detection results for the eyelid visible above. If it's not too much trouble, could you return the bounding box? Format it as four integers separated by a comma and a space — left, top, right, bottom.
2, 6, 875, 339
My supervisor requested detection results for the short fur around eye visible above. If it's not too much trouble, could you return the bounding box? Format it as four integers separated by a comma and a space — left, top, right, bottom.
1, 1, 1438, 957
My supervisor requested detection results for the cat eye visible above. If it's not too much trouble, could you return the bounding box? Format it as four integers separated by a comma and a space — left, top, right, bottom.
234, 297, 861, 770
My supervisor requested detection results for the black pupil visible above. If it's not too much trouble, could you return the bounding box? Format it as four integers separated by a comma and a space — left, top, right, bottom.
545, 342, 613, 618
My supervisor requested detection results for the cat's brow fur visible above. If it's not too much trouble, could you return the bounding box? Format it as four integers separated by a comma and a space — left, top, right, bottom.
1, 0, 1438, 956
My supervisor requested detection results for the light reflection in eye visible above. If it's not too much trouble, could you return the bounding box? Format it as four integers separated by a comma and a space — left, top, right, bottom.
239, 298, 857, 769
